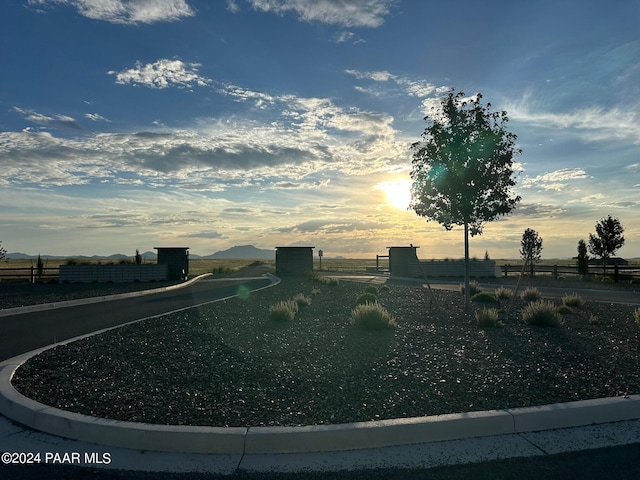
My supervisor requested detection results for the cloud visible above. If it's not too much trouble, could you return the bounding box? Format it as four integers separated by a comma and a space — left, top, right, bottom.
522, 168, 589, 191
186, 231, 228, 239
331, 31, 364, 44
507, 94, 640, 144
108, 59, 211, 89
345, 69, 449, 107
85, 113, 111, 122
245, 0, 396, 27
28, 0, 195, 24
12, 107, 83, 131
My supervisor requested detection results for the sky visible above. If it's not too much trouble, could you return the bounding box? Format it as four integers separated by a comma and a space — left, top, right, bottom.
1, 0, 639, 259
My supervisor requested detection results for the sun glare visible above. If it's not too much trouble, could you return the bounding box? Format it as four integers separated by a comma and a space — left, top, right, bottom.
376, 180, 413, 211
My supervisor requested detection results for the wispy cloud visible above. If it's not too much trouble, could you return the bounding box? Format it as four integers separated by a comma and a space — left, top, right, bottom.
12, 107, 83, 130
84, 113, 111, 122
507, 94, 640, 144
108, 59, 211, 89
243, 0, 396, 27
522, 168, 590, 191
331, 31, 365, 44
28, 0, 195, 24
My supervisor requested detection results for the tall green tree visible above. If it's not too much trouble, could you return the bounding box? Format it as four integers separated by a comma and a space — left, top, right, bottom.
588, 215, 625, 274
576, 239, 589, 277
410, 90, 521, 308
520, 228, 543, 276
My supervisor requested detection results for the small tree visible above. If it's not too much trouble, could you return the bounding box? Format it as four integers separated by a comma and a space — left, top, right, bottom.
36, 254, 45, 279
576, 239, 589, 277
520, 228, 543, 276
0, 241, 6, 261
588, 215, 625, 274
410, 89, 521, 309
135, 249, 142, 264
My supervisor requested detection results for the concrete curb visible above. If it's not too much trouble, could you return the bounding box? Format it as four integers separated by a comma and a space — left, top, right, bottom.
0, 273, 212, 318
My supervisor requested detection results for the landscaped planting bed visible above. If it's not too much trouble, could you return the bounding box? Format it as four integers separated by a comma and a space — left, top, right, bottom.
11, 277, 640, 427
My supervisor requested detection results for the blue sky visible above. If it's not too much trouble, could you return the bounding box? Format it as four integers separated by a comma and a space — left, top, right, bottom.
1, 0, 639, 259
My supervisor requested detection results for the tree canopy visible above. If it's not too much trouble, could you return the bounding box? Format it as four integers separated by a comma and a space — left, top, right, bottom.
520, 228, 543, 276
409, 90, 521, 236
588, 215, 625, 272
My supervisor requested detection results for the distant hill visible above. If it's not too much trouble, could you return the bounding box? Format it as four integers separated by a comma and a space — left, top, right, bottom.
209, 245, 274, 259
5, 245, 275, 260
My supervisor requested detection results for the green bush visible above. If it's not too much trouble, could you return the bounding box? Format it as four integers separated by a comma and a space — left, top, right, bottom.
269, 300, 298, 322
475, 308, 501, 328
293, 293, 311, 307
522, 300, 561, 327
356, 292, 378, 305
520, 287, 542, 301
471, 292, 498, 303
350, 303, 396, 330
494, 286, 513, 300
562, 292, 584, 308
364, 285, 379, 295
460, 280, 482, 296
379, 285, 390, 293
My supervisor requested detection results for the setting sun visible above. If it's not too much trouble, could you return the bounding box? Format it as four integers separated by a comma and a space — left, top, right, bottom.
376, 180, 413, 211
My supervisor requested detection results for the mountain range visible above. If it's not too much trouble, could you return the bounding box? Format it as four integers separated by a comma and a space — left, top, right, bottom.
5, 245, 275, 260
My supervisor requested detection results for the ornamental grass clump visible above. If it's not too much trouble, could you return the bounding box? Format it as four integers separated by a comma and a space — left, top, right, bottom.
522, 300, 561, 327
494, 286, 513, 300
562, 292, 584, 308
475, 308, 501, 328
521, 287, 542, 301
269, 300, 298, 322
293, 293, 312, 308
460, 280, 482, 296
634, 307, 640, 325
356, 292, 378, 305
350, 302, 396, 330
471, 292, 498, 303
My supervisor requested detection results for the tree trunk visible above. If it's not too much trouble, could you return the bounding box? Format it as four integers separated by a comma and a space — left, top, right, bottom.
464, 221, 470, 310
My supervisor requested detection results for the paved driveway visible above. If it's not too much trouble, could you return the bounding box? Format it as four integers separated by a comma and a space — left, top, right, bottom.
0, 277, 272, 362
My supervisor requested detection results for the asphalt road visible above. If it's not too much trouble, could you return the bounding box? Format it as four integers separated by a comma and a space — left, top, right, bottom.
0, 277, 272, 362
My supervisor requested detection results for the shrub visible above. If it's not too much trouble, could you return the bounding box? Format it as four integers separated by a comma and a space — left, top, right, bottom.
311, 287, 321, 296
350, 303, 396, 330
562, 293, 584, 308
589, 314, 600, 325
475, 308, 501, 328
633, 307, 640, 325
364, 285, 379, 295
520, 287, 542, 301
269, 300, 298, 322
293, 293, 311, 307
557, 304, 573, 315
379, 285, 390, 293
471, 292, 498, 303
356, 292, 378, 305
494, 286, 513, 300
320, 276, 339, 286
522, 300, 561, 327
460, 280, 482, 295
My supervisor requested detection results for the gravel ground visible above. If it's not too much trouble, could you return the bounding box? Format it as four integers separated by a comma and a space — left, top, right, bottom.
11, 274, 640, 427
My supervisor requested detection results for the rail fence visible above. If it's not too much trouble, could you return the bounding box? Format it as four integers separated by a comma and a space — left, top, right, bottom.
500, 264, 640, 283
0, 267, 59, 283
